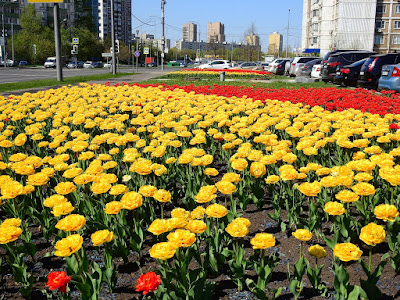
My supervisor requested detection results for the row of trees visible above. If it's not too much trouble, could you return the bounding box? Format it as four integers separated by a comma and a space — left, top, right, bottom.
13, 5, 280, 65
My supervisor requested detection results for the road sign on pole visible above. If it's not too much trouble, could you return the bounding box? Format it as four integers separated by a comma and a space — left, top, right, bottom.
72, 37, 79, 44
134, 51, 140, 57
143, 47, 149, 55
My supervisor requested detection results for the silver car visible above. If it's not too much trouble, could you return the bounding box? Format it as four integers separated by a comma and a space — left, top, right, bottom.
288, 57, 318, 76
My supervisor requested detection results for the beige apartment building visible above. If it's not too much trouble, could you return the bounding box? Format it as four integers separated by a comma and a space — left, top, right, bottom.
182, 22, 197, 42
268, 32, 283, 55
374, 0, 400, 53
302, 0, 400, 56
207, 22, 225, 43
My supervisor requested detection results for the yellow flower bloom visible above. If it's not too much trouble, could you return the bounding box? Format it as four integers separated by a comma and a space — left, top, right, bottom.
149, 242, 177, 260
215, 180, 237, 195
250, 233, 276, 250
0, 225, 22, 244
55, 214, 86, 231
359, 223, 386, 246
121, 192, 142, 210
54, 234, 83, 257
292, 229, 312, 242
90, 182, 112, 194
109, 184, 128, 195
185, 220, 207, 234
153, 189, 172, 203
297, 181, 321, 197
374, 204, 399, 222
333, 243, 363, 262
352, 182, 375, 196
205, 203, 228, 218
249, 162, 266, 178
44, 194, 67, 208
167, 229, 196, 248
148, 219, 170, 235
26, 172, 50, 186
265, 175, 280, 184
324, 201, 346, 216
308, 245, 327, 258
335, 190, 360, 203
138, 185, 157, 197
52, 202, 75, 217
225, 221, 249, 238
191, 206, 206, 219
91, 230, 115, 246
54, 182, 76, 195
104, 201, 123, 214
1, 181, 24, 199
204, 168, 219, 176
1, 218, 22, 228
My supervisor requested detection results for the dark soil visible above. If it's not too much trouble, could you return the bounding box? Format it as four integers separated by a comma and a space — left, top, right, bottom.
1, 199, 400, 300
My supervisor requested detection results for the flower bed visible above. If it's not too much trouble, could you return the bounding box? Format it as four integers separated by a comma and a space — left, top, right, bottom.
164, 69, 272, 79
0, 83, 400, 299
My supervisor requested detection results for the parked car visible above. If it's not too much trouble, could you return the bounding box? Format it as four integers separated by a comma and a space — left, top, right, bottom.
311, 63, 322, 79
378, 64, 400, 92
198, 60, 231, 69
333, 58, 367, 87
358, 53, 400, 90
84, 61, 103, 68
273, 59, 291, 75
44, 57, 57, 68
285, 58, 294, 75
147, 62, 158, 67
288, 57, 317, 76
321, 51, 375, 82
66, 61, 84, 68
18, 60, 28, 67
236, 62, 263, 71
260, 62, 269, 71
103, 62, 112, 68
295, 58, 322, 77
0, 59, 15, 67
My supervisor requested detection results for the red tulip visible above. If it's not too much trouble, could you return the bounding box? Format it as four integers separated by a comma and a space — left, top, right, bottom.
390, 123, 399, 130
135, 272, 161, 295
46, 271, 71, 293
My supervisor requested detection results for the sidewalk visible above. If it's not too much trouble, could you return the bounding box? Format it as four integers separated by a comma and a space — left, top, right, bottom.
1, 69, 171, 97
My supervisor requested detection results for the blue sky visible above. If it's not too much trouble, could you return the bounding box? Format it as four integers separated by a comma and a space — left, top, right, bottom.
132, 0, 303, 52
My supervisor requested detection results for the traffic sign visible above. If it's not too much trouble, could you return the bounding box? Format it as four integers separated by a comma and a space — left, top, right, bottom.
143, 47, 149, 55
72, 37, 79, 45
102, 53, 112, 57
134, 51, 140, 57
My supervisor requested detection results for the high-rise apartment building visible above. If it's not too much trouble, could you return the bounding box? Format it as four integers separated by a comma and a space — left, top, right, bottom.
246, 34, 260, 46
98, 0, 132, 45
182, 22, 197, 42
374, 1, 400, 53
269, 32, 283, 54
207, 22, 225, 43
302, 0, 377, 56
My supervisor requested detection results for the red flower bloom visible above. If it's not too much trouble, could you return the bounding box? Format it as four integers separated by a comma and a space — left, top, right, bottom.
4, 118, 9, 122
390, 123, 399, 130
46, 271, 71, 293
135, 272, 161, 295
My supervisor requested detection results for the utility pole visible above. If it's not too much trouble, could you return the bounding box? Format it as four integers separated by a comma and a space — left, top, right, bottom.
286, 8, 290, 58
54, 3, 63, 81
161, 0, 165, 71
111, 0, 117, 74
136, 30, 139, 72
11, 22, 14, 63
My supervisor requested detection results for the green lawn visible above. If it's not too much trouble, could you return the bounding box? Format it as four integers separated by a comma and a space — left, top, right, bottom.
0, 73, 135, 93
139, 77, 338, 90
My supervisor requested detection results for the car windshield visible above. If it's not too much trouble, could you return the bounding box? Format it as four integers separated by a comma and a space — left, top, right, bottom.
349, 58, 367, 67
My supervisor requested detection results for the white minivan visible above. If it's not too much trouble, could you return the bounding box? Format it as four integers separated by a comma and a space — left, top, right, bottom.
44, 57, 57, 68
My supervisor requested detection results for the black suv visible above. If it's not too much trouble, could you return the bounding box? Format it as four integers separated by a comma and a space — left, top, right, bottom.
321, 51, 376, 82
333, 58, 367, 87
358, 53, 400, 90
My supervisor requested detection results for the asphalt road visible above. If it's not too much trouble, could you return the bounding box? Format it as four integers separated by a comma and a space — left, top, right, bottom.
0, 65, 172, 84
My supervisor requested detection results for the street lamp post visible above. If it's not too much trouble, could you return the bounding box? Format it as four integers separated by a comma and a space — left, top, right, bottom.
110, 0, 116, 74
161, 0, 165, 71
1, 0, 17, 68
286, 8, 290, 58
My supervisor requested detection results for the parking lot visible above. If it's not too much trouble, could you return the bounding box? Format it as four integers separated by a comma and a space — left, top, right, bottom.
0, 65, 151, 84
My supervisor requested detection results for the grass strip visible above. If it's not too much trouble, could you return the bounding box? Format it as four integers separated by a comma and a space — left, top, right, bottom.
139, 78, 333, 89
0, 72, 135, 93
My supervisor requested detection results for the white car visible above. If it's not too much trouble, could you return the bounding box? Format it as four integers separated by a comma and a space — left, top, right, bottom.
288, 57, 317, 76
311, 64, 322, 79
198, 60, 231, 69
44, 57, 57, 68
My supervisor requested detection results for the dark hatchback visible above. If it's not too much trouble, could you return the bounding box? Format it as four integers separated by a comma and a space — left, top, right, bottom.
274, 58, 290, 75
333, 58, 367, 87
358, 53, 400, 90
296, 58, 322, 77
321, 51, 376, 82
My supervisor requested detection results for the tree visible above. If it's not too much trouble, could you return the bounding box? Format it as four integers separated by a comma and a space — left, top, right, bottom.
73, 0, 96, 32
14, 5, 54, 64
